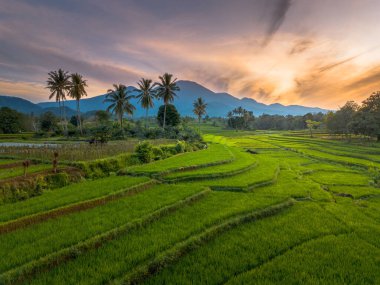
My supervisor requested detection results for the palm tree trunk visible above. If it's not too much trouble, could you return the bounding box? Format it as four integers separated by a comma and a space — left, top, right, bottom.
163, 103, 167, 129
120, 112, 123, 130
77, 99, 82, 135
58, 99, 62, 127
145, 108, 148, 129
62, 100, 67, 134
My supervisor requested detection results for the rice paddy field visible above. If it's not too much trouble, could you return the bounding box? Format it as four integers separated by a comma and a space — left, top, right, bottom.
1, 128, 379, 284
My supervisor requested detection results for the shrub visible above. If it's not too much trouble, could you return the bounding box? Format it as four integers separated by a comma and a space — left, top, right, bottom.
157, 104, 181, 127
152, 147, 165, 160
175, 141, 186, 153
45, 173, 70, 188
135, 141, 154, 163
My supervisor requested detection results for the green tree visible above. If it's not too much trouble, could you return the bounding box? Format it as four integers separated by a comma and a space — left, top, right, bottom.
46, 69, 71, 132
104, 84, 135, 130
95, 110, 110, 125
157, 104, 180, 127
154, 73, 180, 129
40, 111, 58, 132
360, 91, 380, 140
306, 119, 321, 138
193, 97, 207, 126
68, 73, 88, 135
135, 78, 155, 129
0, 107, 22, 134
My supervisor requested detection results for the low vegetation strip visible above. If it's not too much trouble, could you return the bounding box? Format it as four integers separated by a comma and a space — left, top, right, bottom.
162, 148, 256, 181
0, 189, 210, 285
0, 180, 156, 234
127, 144, 233, 175
111, 198, 295, 285
162, 162, 258, 183
0, 164, 52, 180
247, 166, 280, 190
0, 176, 150, 223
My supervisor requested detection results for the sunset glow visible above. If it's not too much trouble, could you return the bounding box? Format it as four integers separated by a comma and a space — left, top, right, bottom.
1, 0, 380, 109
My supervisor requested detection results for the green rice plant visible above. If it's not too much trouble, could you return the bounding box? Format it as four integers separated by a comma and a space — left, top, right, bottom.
328, 185, 380, 199
186, 154, 279, 191
24, 191, 285, 285
257, 170, 332, 201
127, 144, 233, 176
0, 184, 205, 274
306, 170, 370, 186
145, 202, 347, 285
0, 164, 52, 180
0, 189, 210, 285
0, 160, 21, 166
228, 233, 380, 285
163, 147, 256, 181
0, 176, 150, 223
114, 199, 294, 285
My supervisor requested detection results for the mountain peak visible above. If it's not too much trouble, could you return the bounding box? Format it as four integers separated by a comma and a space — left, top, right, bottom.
1, 80, 328, 117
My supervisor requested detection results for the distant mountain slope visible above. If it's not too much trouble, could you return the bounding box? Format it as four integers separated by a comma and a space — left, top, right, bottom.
0, 95, 42, 114
2, 81, 328, 117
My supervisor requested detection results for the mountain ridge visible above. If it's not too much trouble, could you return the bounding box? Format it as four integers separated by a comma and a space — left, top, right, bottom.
1, 80, 328, 117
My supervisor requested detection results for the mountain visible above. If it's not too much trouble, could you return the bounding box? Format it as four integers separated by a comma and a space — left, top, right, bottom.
1, 81, 328, 117
0, 95, 42, 114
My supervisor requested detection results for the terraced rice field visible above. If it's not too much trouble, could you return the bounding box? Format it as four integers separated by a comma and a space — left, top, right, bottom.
1, 130, 379, 284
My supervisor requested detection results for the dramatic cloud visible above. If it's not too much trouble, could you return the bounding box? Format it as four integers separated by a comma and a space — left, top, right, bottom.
262, 0, 292, 46
1, 0, 380, 108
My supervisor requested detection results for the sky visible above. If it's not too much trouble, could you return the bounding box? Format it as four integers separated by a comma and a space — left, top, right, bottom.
1, 0, 380, 109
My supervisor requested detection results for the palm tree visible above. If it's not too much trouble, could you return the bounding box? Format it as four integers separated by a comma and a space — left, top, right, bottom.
46, 69, 70, 132
135, 78, 155, 129
154, 73, 180, 129
193, 97, 207, 126
104, 84, 135, 129
68, 73, 88, 134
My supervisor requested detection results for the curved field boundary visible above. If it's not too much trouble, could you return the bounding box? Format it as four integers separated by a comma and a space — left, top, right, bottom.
208, 165, 280, 193
0, 189, 211, 285
247, 166, 280, 191
161, 162, 258, 183
0, 180, 156, 234
126, 158, 235, 179
256, 138, 373, 170
125, 145, 235, 178
222, 231, 350, 285
111, 198, 295, 285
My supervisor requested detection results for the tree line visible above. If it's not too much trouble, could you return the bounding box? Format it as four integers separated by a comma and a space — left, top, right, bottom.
325, 92, 380, 140
45, 69, 208, 132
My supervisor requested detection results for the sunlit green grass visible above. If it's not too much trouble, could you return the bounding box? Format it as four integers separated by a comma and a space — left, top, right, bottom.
26, 191, 282, 285
0, 175, 149, 223
145, 202, 346, 285
0, 184, 203, 273
0, 164, 52, 180
229, 233, 380, 285
128, 144, 232, 175
2, 130, 380, 284
164, 147, 256, 180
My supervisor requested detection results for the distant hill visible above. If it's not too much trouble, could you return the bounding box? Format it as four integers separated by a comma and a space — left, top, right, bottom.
0, 95, 42, 114
1, 81, 328, 117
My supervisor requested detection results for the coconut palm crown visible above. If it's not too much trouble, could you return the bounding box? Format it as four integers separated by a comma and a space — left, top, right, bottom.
68, 73, 88, 134
193, 97, 207, 124
154, 73, 180, 129
135, 78, 155, 128
104, 84, 135, 129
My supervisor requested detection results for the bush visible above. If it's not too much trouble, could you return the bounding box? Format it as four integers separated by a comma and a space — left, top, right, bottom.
175, 141, 186, 153
45, 173, 70, 188
157, 104, 180, 127
135, 141, 154, 163
152, 147, 165, 160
